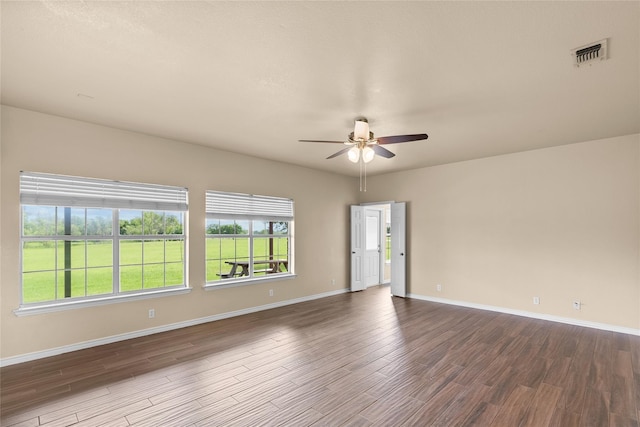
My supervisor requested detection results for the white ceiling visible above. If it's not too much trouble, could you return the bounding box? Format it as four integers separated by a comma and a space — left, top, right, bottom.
2, 1, 638, 177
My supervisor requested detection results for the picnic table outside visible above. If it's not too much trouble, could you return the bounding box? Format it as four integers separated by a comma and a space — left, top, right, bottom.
218, 259, 288, 278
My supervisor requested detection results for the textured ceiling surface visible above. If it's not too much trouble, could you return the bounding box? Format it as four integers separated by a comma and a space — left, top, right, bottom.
2, 1, 639, 176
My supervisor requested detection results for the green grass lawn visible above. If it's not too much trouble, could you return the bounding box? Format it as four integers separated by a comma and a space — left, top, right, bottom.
22, 240, 184, 303
22, 237, 289, 303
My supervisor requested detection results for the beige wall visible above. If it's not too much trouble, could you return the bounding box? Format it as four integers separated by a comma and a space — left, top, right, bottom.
2, 105, 638, 362
361, 134, 640, 331
0, 106, 358, 359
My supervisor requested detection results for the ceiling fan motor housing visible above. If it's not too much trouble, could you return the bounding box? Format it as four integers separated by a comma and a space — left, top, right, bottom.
348, 131, 375, 145
353, 117, 372, 142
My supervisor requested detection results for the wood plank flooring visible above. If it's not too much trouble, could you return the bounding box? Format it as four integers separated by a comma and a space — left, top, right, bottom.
1, 285, 639, 426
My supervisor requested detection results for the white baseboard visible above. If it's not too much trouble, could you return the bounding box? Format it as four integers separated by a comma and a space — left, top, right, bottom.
408, 293, 640, 336
0, 288, 350, 367
4, 288, 636, 367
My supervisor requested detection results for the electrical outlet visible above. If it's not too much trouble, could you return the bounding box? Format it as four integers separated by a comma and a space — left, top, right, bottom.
148, 309, 155, 318
331, 278, 335, 285
573, 301, 581, 310
436, 284, 442, 292
269, 289, 274, 297
533, 297, 540, 305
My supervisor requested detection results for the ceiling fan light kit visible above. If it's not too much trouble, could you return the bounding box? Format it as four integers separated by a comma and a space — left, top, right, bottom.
347, 146, 360, 163
299, 117, 429, 191
361, 146, 375, 163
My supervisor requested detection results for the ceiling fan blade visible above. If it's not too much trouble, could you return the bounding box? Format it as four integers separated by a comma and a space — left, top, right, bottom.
326, 147, 352, 159
370, 144, 395, 158
299, 139, 345, 144
377, 133, 429, 145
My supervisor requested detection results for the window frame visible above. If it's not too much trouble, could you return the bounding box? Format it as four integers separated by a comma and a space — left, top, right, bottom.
205, 191, 294, 287
18, 172, 189, 313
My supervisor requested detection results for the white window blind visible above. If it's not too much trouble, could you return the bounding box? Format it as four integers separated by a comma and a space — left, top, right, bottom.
20, 172, 188, 211
206, 191, 293, 221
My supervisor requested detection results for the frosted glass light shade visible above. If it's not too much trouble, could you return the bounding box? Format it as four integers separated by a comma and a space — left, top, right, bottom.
347, 146, 360, 163
362, 146, 375, 163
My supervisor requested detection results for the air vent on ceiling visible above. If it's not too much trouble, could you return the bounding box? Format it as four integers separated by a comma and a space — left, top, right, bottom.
572, 39, 608, 67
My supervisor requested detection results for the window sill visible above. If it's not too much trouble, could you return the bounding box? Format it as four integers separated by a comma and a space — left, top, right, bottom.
14, 287, 193, 316
204, 273, 296, 290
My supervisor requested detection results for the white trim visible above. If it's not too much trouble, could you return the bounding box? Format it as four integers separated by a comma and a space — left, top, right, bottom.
204, 273, 297, 290
14, 287, 192, 316
1, 287, 349, 367
359, 200, 396, 206
408, 293, 640, 336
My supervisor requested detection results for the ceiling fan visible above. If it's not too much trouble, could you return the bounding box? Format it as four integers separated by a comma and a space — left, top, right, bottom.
299, 117, 428, 191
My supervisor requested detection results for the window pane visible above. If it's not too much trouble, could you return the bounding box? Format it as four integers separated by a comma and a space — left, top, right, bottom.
143, 264, 164, 289
57, 207, 85, 236
206, 219, 220, 235
207, 259, 223, 281
275, 238, 289, 272
253, 237, 289, 273
253, 237, 288, 259
220, 220, 234, 235
219, 220, 248, 235
253, 237, 270, 259
23, 206, 56, 236
87, 209, 112, 236
273, 222, 288, 235
87, 240, 113, 268
272, 237, 289, 258
119, 210, 142, 235
87, 268, 113, 296
206, 238, 222, 281
143, 211, 165, 235
221, 237, 249, 260
22, 271, 56, 303
22, 241, 55, 272
206, 238, 221, 260
71, 241, 86, 269
166, 262, 183, 286
55, 241, 85, 269
166, 240, 184, 263
120, 265, 142, 292
253, 221, 289, 235
235, 220, 249, 234
57, 270, 86, 298
120, 240, 142, 265
143, 240, 164, 264
253, 221, 268, 234
165, 212, 183, 234
219, 237, 249, 277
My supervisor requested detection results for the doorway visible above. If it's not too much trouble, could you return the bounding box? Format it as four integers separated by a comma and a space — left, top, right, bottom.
351, 202, 406, 297
364, 209, 382, 287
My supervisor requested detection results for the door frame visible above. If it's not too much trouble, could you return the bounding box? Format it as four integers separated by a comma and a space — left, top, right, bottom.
351, 201, 406, 296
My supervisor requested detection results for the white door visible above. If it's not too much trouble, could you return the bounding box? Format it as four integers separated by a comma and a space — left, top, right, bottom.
350, 205, 365, 291
364, 209, 381, 287
390, 202, 406, 297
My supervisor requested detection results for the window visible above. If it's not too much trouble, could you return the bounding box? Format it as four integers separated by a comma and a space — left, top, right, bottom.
20, 172, 188, 307
206, 191, 293, 284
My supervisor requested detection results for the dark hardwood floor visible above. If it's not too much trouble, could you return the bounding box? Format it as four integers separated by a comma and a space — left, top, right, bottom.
1, 285, 639, 426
